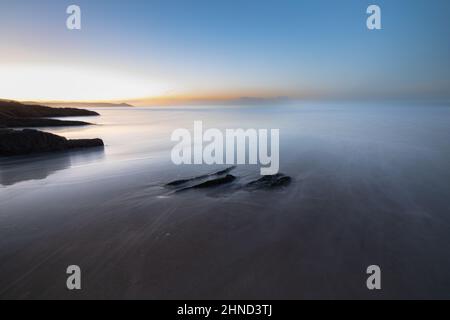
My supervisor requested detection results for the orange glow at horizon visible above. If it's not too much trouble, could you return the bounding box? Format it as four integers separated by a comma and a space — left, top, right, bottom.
0, 64, 302, 105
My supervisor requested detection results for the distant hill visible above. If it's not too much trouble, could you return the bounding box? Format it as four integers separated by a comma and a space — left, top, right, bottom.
23, 101, 134, 108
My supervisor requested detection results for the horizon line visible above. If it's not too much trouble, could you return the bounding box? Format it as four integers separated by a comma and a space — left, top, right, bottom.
4, 95, 449, 108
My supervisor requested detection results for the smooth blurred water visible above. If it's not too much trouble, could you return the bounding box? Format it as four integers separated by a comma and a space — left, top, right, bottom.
1, 102, 450, 299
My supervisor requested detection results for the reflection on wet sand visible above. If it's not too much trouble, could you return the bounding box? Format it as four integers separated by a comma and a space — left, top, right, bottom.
0, 148, 105, 186
1, 105, 450, 299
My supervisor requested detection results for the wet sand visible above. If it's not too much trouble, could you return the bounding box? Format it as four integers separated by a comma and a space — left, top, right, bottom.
1, 103, 450, 299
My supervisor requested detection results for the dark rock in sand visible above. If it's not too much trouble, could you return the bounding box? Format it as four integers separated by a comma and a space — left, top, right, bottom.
191, 174, 236, 189
166, 166, 236, 187
0, 129, 104, 156
165, 168, 291, 194
245, 173, 292, 190
175, 174, 236, 192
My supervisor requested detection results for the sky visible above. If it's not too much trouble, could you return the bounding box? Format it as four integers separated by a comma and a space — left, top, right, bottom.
0, 0, 449, 105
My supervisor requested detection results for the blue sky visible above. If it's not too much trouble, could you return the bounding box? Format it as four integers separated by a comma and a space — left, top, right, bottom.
0, 0, 449, 103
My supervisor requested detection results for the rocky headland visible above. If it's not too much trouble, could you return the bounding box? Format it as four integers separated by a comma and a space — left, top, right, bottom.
0, 99, 104, 156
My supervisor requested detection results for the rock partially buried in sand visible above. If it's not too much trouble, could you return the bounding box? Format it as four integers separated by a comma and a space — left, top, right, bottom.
245, 173, 292, 190
190, 174, 236, 189
166, 166, 236, 187
0, 129, 104, 156
176, 174, 237, 192
165, 168, 292, 195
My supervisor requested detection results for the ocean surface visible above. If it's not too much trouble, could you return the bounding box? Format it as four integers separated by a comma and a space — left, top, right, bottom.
1, 102, 450, 299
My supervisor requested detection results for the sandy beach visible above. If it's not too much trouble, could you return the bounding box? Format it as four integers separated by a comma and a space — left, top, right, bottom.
1, 103, 450, 299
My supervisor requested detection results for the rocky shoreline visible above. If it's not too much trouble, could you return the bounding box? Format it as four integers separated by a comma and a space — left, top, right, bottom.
0, 129, 104, 156
0, 100, 104, 156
